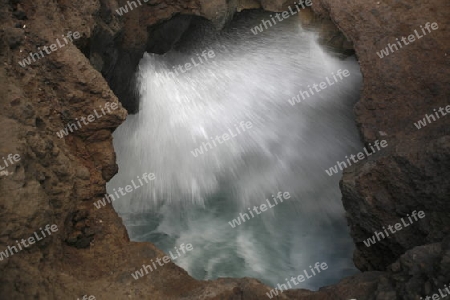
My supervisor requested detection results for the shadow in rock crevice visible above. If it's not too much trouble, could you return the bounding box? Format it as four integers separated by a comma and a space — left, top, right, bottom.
82, 13, 205, 114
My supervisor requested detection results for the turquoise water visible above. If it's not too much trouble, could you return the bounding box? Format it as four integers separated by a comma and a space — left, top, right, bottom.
109, 10, 362, 290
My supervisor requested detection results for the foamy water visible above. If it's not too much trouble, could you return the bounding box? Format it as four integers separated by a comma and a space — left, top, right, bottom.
108, 11, 362, 290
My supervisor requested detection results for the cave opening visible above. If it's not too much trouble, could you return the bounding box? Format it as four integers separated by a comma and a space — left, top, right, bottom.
108, 8, 363, 290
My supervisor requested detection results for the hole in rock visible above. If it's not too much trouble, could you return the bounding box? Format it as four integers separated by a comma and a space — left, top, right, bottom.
108, 9, 363, 290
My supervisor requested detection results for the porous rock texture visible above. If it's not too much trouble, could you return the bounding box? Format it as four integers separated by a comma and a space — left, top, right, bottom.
0, 0, 448, 299
312, 0, 450, 270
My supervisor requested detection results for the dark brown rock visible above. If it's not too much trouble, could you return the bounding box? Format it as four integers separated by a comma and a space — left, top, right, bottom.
311, 0, 450, 272
0, 0, 448, 299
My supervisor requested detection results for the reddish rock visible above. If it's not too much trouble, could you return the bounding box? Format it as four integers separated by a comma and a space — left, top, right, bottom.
0, 0, 448, 299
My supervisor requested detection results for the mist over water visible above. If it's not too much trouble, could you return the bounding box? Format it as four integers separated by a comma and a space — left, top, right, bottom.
108, 11, 362, 290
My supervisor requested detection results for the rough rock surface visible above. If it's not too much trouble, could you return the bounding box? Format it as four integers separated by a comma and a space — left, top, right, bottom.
0, 0, 449, 299
312, 0, 450, 271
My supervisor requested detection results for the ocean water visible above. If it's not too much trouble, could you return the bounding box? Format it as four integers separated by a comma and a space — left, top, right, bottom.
108, 10, 362, 290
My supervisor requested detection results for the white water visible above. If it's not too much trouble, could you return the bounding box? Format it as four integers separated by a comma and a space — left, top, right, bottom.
108, 11, 362, 290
